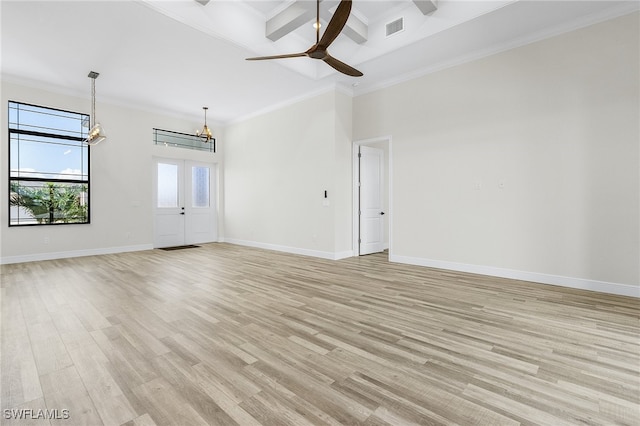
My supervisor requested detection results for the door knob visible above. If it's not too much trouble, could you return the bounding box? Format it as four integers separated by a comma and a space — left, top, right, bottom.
180, 212, 185, 215
380, 212, 385, 215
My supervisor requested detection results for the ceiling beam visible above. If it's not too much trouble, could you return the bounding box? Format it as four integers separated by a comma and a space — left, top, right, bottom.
266, 1, 315, 41
266, 0, 368, 44
413, 0, 437, 15
342, 14, 368, 44
321, 9, 367, 44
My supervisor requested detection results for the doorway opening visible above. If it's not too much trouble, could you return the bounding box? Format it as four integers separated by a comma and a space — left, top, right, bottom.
353, 137, 391, 257
153, 158, 218, 248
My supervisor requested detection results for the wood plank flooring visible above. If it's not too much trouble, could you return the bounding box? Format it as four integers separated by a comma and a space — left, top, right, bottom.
1, 243, 638, 425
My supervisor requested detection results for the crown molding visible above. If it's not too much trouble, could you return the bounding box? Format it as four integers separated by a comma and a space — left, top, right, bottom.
1, 73, 222, 127
224, 82, 353, 126
355, 2, 640, 97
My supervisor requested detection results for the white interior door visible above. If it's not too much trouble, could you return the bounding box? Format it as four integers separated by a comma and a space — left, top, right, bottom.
155, 159, 185, 247
154, 159, 217, 248
359, 146, 385, 255
185, 161, 217, 245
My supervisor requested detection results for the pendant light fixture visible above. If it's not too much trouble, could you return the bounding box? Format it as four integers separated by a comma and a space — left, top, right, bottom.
85, 71, 107, 145
196, 106, 213, 143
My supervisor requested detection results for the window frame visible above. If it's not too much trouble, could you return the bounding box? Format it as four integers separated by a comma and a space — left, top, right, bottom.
8, 100, 91, 227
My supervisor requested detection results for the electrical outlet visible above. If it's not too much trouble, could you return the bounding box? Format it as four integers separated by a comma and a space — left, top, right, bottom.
44, 237, 50, 244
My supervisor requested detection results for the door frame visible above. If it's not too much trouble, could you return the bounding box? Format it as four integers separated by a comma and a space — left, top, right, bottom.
352, 136, 392, 256
153, 156, 219, 248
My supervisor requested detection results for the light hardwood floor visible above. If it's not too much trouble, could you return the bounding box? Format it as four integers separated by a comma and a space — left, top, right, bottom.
1, 243, 638, 425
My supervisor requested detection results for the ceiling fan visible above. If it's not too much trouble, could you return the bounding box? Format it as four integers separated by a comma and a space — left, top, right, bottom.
246, 0, 363, 77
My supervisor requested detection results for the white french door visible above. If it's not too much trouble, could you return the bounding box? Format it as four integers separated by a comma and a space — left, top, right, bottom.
154, 158, 217, 248
359, 146, 385, 255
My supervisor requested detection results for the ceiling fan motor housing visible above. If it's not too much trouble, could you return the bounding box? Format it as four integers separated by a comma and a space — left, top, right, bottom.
308, 49, 327, 59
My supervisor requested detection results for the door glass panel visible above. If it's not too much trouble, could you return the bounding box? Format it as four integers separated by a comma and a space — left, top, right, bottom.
192, 166, 210, 208
157, 163, 178, 208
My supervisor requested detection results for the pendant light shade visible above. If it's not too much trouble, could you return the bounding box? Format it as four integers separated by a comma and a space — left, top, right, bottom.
85, 71, 106, 146
196, 107, 213, 142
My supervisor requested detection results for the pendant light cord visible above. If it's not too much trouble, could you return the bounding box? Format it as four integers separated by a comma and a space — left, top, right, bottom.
91, 77, 96, 126
89, 78, 96, 127
87, 71, 100, 126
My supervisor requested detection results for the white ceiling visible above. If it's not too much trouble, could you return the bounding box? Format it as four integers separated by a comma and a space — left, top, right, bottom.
1, 1, 637, 125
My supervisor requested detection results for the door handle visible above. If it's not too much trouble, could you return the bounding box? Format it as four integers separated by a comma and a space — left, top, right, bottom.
180, 212, 185, 215
380, 212, 385, 215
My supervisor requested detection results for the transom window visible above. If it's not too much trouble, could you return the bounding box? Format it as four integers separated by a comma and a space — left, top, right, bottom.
8, 101, 90, 226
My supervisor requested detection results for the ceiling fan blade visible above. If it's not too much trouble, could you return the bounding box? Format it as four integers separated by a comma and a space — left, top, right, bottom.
246, 53, 307, 61
318, 0, 351, 48
323, 54, 363, 77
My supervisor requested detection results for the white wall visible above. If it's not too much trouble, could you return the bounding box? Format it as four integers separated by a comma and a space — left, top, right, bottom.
1, 81, 223, 263
333, 90, 354, 255
223, 89, 353, 259
2, 13, 637, 297
353, 13, 639, 295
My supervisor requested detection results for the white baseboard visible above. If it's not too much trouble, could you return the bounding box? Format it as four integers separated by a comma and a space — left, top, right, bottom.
334, 250, 355, 260
223, 238, 353, 261
390, 255, 639, 298
8, 242, 632, 298
0, 244, 154, 265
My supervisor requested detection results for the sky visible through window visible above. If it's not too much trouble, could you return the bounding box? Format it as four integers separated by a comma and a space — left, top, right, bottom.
9, 102, 89, 180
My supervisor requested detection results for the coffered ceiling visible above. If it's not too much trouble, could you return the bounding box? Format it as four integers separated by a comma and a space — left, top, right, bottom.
1, 1, 637, 124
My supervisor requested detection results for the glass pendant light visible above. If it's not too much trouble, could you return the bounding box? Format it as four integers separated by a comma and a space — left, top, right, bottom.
85, 71, 107, 145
